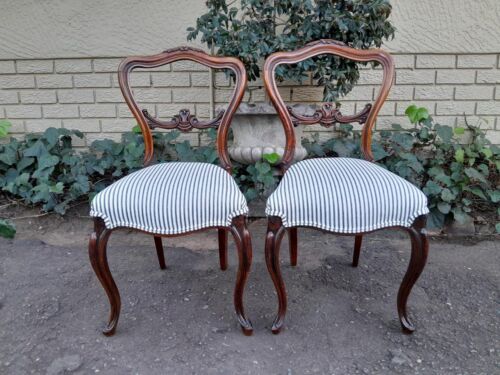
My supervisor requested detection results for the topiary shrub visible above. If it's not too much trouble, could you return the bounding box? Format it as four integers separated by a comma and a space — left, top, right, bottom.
187, 0, 395, 101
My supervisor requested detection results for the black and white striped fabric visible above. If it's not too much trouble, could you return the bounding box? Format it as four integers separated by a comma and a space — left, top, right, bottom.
266, 158, 429, 233
90, 162, 248, 235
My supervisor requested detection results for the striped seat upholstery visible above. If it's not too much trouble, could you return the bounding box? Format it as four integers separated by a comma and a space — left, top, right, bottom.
266, 158, 429, 233
90, 162, 248, 235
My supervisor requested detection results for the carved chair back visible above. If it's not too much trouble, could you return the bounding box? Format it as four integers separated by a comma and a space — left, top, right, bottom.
118, 47, 247, 172
263, 40, 395, 171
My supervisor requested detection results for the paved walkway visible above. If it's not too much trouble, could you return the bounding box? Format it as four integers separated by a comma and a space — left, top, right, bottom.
0, 212, 498, 374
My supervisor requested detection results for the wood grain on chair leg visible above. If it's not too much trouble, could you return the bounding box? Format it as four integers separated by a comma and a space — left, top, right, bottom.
229, 216, 253, 335
288, 228, 298, 267
88, 218, 121, 336
153, 236, 166, 270
265, 216, 287, 334
398, 215, 429, 334
352, 234, 363, 267
218, 229, 228, 270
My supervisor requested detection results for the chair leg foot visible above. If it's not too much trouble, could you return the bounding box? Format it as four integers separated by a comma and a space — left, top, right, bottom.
265, 217, 287, 334
398, 215, 429, 334
288, 228, 298, 267
229, 216, 253, 335
88, 218, 121, 336
352, 234, 362, 267
218, 228, 228, 271
154, 236, 166, 270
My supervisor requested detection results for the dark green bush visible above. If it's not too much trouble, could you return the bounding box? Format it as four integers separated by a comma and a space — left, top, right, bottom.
188, 0, 395, 101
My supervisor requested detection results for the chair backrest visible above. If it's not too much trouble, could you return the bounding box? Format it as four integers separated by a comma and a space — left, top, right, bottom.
118, 46, 247, 172
263, 39, 395, 171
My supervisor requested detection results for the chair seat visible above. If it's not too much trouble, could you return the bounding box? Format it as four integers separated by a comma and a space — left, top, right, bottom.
266, 157, 429, 234
90, 162, 248, 235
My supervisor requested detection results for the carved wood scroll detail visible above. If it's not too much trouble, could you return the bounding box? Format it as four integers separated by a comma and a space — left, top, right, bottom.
286, 103, 372, 128
142, 108, 225, 132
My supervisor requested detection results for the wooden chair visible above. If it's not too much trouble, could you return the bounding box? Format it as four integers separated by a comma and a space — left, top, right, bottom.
262, 40, 429, 334
88, 47, 253, 336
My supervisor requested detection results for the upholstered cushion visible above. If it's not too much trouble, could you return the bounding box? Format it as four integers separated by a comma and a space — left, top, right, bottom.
266, 158, 429, 233
90, 162, 248, 235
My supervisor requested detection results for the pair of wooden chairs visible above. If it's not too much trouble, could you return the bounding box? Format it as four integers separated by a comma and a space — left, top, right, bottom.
88, 41, 429, 337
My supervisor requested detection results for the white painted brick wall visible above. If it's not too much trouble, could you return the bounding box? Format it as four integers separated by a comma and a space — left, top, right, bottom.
0, 53, 499, 146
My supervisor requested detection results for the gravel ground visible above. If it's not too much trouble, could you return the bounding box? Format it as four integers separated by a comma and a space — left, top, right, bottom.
0, 208, 498, 374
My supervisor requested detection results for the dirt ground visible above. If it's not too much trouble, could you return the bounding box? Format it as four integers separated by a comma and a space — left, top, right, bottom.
0, 206, 499, 375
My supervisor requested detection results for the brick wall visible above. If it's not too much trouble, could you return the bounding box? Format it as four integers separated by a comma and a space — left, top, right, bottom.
1, 54, 499, 146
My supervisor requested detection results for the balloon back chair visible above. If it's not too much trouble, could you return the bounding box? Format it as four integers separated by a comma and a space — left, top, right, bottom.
88, 47, 253, 336
263, 40, 430, 334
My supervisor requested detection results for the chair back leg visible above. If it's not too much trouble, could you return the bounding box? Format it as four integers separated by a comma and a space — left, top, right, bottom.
153, 236, 167, 270
218, 228, 228, 270
352, 234, 363, 267
288, 228, 298, 266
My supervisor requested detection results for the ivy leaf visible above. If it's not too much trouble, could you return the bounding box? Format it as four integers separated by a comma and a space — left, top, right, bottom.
404, 105, 428, 124
464, 168, 487, 184
0, 219, 16, 239
38, 155, 60, 170
437, 202, 451, 214
16, 157, 35, 172
423, 180, 442, 196
262, 153, 280, 165
49, 182, 64, 194
440, 188, 456, 202
464, 186, 487, 200
454, 148, 464, 163
255, 161, 271, 174
435, 124, 453, 143
480, 147, 493, 158
405, 105, 418, 124
453, 127, 465, 135
43, 127, 60, 147
488, 190, 500, 203
451, 207, 472, 224
0, 120, 12, 138
23, 140, 48, 158
427, 209, 445, 229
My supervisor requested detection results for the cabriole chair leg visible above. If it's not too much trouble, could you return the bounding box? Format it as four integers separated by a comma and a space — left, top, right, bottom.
153, 236, 166, 270
218, 228, 228, 270
397, 215, 429, 333
88, 218, 121, 336
229, 216, 253, 335
265, 216, 287, 334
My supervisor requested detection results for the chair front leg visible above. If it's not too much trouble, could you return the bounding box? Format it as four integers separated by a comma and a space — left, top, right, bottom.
153, 236, 167, 270
352, 234, 363, 267
229, 216, 253, 336
88, 218, 121, 336
398, 215, 429, 333
265, 216, 287, 334
288, 228, 298, 266
218, 228, 228, 270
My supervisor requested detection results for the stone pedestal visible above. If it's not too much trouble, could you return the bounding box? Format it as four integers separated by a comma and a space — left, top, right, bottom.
225, 103, 311, 164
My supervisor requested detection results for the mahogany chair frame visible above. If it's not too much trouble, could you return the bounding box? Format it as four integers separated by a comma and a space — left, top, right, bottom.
262, 40, 429, 334
88, 47, 253, 336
